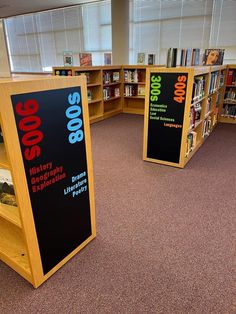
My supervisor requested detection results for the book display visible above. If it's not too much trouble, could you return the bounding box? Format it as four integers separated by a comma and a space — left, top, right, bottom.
123, 65, 147, 115
0, 76, 96, 287
143, 65, 226, 168
219, 64, 236, 124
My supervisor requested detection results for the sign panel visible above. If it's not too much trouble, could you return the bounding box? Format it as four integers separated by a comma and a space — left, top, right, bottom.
11, 87, 92, 274
147, 72, 188, 164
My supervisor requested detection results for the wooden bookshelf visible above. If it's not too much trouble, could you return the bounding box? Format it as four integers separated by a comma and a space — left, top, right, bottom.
53, 66, 124, 123
122, 65, 147, 114
143, 65, 226, 168
0, 76, 96, 288
219, 64, 236, 124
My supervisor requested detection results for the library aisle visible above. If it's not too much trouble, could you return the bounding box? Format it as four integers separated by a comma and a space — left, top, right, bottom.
1, 114, 236, 313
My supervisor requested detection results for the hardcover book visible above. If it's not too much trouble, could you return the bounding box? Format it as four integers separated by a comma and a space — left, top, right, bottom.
137, 53, 145, 65
63, 51, 73, 66
202, 49, 225, 66
148, 54, 155, 65
79, 53, 92, 66
104, 53, 112, 65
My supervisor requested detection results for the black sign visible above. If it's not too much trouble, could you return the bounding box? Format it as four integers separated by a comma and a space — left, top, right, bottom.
11, 87, 92, 274
147, 72, 188, 163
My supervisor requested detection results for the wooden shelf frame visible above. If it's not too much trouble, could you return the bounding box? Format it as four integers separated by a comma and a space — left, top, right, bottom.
143, 65, 226, 168
0, 76, 96, 288
219, 64, 236, 124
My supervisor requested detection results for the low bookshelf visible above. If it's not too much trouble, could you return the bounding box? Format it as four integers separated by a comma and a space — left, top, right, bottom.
143, 65, 227, 168
0, 76, 96, 288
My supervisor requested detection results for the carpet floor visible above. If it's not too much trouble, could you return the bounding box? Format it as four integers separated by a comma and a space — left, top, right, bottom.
0, 114, 236, 314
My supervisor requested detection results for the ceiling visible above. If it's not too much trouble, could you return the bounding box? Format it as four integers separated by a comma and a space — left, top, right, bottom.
0, 0, 99, 18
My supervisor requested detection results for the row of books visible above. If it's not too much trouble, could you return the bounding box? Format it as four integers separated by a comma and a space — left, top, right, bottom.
224, 88, 236, 102
203, 116, 212, 138
219, 71, 225, 88
209, 72, 220, 94
103, 71, 120, 84
124, 70, 143, 83
75, 72, 91, 84
192, 76, 205, 102
206, 97, 212, 114
185, 131, 197, 157
124, 85, 145, 97
221, 104, 236, 117
180, 48, 200, 67
189, 103, 201, 129
103, 87, 120, 100
226, 70, 236, 85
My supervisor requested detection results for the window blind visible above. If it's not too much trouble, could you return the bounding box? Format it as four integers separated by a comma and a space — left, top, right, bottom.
5, 0, 111, 72
129, 0, 213, 65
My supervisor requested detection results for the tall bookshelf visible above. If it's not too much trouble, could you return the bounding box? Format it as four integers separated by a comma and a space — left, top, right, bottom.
143, 65, 226, 168
219, 64, 236, 124
0, 76, 96, 287
122, 65, 147, 115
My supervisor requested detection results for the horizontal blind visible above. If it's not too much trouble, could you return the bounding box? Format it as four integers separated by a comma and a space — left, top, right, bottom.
129, 0, 213, 65
210, 0, 236, 64
82, 0, 112, 65
5, 0, 111, 72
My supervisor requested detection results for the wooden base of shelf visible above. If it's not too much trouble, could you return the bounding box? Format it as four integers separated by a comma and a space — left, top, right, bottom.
219, 116, 236, 124
123, 107, 144, 115
184, 141, 202, 166
0, 219, 32, 283
89, 114, 103, 124
103, 108, 122, 119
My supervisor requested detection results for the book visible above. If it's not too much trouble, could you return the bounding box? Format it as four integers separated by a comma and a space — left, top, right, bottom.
137, 53, 145, 65
63, 51, 73, 66
148, 54, 155, 65
138, 85, 145, 96
79, 53, 92, 66
166, 48, 177, 67
0, 169, 16, 206
104, 53, 112, 65
185, 48, 192, 66
202, 49, 225, 66
226, 70, 234, 85
112, 71, 120, 82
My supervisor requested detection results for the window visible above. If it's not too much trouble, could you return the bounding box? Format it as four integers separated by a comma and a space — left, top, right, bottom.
129, 0, 213, 65
209, 0, 236, 64
5, 0, 111, 72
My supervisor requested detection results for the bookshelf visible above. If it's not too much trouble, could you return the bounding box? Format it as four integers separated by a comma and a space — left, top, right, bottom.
53, 66, 123, 123
143, 65, 226, 168
122, 65, 147, 115
219, 64, 236, 124
0, 76, 96, 288
74, 67, 103, 124
102, 66, 123, 119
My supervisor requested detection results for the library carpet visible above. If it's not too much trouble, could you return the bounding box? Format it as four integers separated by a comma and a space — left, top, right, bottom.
0, 114, 236, 314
